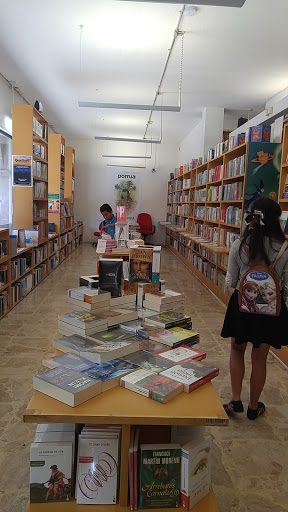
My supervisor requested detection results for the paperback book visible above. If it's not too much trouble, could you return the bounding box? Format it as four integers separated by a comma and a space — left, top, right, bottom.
121, 370, 183, 403
123, 351, 175, 374
160, 360, 219, 393
87, 327, 136, 344
129, 247, 153, 283
154, 345, 206, 364
145, 312, 190, 329
68, 287, 110, 304
149, 328, 199, 347
79, 340, 140, 364
33, 366, 102, 407
42, 352, 96, 372
52, 335, 100, 355
139, 444, 181, 509
98, 258, 123, 297
82, 358, 140, 391
30, 442, 73, 503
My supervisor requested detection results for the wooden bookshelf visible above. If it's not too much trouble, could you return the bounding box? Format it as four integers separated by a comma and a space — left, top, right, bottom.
12, 105, 49, 242
24, 382, 227, 511
64, 146, 75, 228
48, 133, 66, 234
166, 139, 284, 304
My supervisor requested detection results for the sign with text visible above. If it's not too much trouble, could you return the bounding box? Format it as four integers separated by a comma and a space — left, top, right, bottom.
111, 171, 141, 222
12, 155, 32, 186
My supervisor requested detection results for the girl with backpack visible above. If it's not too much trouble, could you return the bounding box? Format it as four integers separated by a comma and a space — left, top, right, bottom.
221, 198, 288, 420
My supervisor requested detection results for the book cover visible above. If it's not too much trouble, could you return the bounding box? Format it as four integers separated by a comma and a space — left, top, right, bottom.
76, 436, 119, 504
138, 339, 169, 353
137, 282, 161, 307
99, 259, 123, 297
122, 279, 138, 296
146, 312, 187, 328
123, 351, 175, 374
80, 340, 140, 364
139, 444, 181, 508
58, 311, 107, 328
120, 369, 158, 397
149, 329, 199, 347
87, 327, 136, 344
180, 435, 212, 510
82, 358, 140, 391
138, 374, 183, 403
160, 360, 219, 393
154, 345, 206, 364
30, 442, 73, 503
33, 366, 102, 407
129, 247, 153, 283
42, 352, 96, 371
52, 335, 100, 355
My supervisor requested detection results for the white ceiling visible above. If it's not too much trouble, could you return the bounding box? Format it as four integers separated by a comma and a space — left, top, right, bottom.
0, 0, 288, 143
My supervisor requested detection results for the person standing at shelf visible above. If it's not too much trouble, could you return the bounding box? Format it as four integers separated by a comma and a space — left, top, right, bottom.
100, 203, 117, 238
221, 198, 288, 420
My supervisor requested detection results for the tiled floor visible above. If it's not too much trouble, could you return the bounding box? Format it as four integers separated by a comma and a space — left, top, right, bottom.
0, 244, 287, 512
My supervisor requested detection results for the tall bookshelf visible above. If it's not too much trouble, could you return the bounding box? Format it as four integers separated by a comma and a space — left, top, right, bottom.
64, 146, 75, 227
166, 140, 282, 305
12, 104, 49, 241
48, 133, 66, 234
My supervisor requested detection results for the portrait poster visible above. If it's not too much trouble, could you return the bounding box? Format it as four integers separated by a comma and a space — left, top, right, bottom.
48, 193, 60, 214
12, 155, 32, 186
244, 142, 282, 215
111, 171, 141, 222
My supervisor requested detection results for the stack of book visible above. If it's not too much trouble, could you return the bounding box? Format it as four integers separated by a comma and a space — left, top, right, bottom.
67, 287, 110, 313
96, 238, 117, 253
76, 426, 121, 504
110, 294, 137, 309
58, 311, 109, 336
143, 289, 185, 313
149, 327, 200, 348
144, 312, 192, 330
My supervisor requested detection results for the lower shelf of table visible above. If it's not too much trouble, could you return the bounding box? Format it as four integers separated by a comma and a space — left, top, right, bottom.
25, 488, 219, 512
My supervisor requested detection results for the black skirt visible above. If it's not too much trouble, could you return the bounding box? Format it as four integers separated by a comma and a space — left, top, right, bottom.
221, 290, 288, 349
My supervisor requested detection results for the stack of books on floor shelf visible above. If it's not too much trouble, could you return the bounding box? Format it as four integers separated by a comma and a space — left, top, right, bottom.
30, 421, 212, 509
30, 244, 219, 507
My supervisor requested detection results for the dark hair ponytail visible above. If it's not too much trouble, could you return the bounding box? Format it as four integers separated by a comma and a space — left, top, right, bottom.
240, 198, 285, 265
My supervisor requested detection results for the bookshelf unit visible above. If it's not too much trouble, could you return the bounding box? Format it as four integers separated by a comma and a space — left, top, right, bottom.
24, 381, 227, 511
64, 146, 75, 227
166, 143, 247, 305
48, 133, 67, 234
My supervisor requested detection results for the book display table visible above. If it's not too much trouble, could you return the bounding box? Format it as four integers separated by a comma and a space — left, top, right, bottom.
24, 382, 228, 511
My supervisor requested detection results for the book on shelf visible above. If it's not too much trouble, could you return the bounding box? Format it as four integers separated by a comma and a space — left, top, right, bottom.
98, 258, 123, 297
160, 360, 219, 393
82, 358, 140, 392
123, 350, 176, 374
139, 444, 181, 509
30, 442, 73, 503
121, 369, 183, 403
133, 428, 140, 509
76, 434, 120, 504
280, 211, 288, 233
153, 345, 206, 364
36, 423, 76, 433
180, 434, 212, 510
129, 428, 135, 511
33, 366, 102, 407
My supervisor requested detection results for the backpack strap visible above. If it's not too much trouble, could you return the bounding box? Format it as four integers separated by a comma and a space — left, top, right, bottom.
270, 240, 288, 269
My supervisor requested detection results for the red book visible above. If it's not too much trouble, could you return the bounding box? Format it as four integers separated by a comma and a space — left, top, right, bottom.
117, 205, 126, 222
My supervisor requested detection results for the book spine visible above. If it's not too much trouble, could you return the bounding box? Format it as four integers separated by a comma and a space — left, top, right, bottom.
129, 429, 135, 511
137, 285, 144, 307
121, 380, 151, 398
152, 249, 160, 283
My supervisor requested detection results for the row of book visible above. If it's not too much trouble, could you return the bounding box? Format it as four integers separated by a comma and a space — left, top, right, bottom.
224, 154, 245, 178
33, 204, 47, 218
30, 422, 212, 509
220, 206, 242, 226
33, 144, 46, 160
32, 160, 47, 179
0, 264, 8, 286
11, 272, 33, 305
34, 245, 48, 264
0, 239, 7, 258
33, 117, 47, 140
33, 221, 46, 241
222, 181, 243, 201
0, 290, 9, 315
10, 255, 31, 280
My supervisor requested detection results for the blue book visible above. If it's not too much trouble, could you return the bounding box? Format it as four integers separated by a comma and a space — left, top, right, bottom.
82, 358, 140, 391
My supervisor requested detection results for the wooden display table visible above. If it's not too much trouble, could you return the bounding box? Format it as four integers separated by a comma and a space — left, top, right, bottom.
24, 383, 227, 511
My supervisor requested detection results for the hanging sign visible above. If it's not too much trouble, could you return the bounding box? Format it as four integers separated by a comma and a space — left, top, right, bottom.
12, 155, 32, 186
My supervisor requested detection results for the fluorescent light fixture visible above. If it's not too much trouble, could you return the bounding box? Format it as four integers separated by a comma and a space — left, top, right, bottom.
102, 154, 151, 159
117, 0, 246, 6
79, 101, 180, 112
107, 164, 146, 169
95, 136, 161, 144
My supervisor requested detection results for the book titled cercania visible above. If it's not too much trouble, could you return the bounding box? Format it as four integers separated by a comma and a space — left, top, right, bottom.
139, 443, 181, 509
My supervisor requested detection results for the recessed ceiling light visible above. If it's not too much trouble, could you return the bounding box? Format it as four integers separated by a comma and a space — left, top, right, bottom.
184, 5, 198, 15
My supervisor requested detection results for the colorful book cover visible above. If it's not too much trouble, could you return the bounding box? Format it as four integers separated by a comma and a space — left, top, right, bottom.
30, 442, 73, 503
33, 366, 101, 397
58, 311, 107, 327
154, 345, 206, 364
137, 374, 183, 403
42, 352, 96, 371
160, 360, 219, 393
82, 358, 140, 381
88, 327, 136, 343
129, 247, 153, 283
76, 436, 119, 504
123, 351, 175, 374
146, 312, 187, 328
149, 329, 199, 347
139, 444, 181, 508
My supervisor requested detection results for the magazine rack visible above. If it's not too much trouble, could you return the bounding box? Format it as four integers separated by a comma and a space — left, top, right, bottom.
24, 382, 228, 511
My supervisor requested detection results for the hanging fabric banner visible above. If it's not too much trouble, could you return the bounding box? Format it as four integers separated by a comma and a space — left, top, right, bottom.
111, 171, 142, 222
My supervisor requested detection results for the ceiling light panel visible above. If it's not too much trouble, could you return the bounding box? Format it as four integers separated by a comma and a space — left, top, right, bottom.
117, 0, 246, 6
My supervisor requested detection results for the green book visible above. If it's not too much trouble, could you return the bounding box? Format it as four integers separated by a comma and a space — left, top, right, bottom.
139, 443, 181, 508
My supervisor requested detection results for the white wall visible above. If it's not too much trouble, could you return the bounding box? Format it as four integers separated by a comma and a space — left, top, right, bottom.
177, 120, 203, 165
0, 76, 26, 130
66, 138, 178, 245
